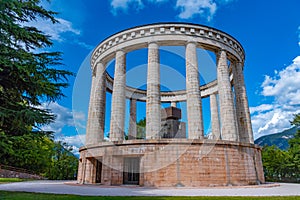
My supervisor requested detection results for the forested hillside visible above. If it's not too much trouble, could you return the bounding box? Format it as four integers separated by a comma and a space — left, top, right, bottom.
255, 127, 299, 150
260, 114, 300, 183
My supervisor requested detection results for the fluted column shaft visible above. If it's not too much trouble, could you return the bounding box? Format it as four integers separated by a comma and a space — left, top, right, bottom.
210, 93, 221, 139
129, 99, 137, 139
217, 50, 238, 141
86, 62, 106, 145
110, 50, 126, 141
232, 61, 254, 143
146, 42, 161, 139
186, 42, 204, 139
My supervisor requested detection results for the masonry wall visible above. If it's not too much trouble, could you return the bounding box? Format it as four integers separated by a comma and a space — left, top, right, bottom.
0, 168, 43, 180
78, 140, 265, 187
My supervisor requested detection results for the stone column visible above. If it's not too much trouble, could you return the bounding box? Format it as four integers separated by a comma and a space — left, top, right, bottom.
109, 50, 126, 141
210, 93, 221, 139
217, 50, 238, 141
186, 42, 204, 139
83, 158, 95, 184
146, 42, 161, 139
128, 98, 137, 139
86, 62, 106, 145
232, 61, 254, 143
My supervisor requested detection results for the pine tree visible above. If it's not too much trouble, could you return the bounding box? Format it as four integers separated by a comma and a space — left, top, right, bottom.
0, 0, 73, 136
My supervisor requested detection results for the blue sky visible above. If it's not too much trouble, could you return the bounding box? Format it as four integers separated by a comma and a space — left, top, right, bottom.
35, 0, 300, 154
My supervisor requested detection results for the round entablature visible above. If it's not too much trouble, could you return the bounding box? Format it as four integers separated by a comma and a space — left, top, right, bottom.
91, 23, 245, 69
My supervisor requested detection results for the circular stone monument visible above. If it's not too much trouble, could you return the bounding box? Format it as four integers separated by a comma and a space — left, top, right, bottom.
77, 23, 265, 187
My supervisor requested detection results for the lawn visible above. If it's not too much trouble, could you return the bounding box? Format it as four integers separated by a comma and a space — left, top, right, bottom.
0, 178, 27, 184
0, 191, 299, 200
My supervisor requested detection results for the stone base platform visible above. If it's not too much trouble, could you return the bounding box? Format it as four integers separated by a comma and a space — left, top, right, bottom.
78, 139, 265, 187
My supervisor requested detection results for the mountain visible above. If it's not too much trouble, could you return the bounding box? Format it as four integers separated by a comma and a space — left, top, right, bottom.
254, 126, 299, 150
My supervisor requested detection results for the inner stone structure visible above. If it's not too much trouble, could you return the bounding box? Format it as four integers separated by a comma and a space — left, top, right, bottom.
78, 23, 265, 187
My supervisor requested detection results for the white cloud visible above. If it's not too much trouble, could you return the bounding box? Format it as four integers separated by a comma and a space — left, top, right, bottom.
298, 26, 300, 47
110, 0, 235, 21
62, 134, 85, 146
111, 0, 144, 13
261, 56, 300, 105
251, 56, 300, 139
23, 17, 93, 50
24, 18, 80, 42
75, 40, 94, 50
250, 104, 273, 114
176, 0, 217, 21
38, 102, 87, 155
56, 133, 86, 156
39, 102, 86, 134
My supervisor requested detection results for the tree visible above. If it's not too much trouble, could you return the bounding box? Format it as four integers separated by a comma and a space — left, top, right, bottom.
0, 0, 73, 137
262, 145, 289, 181
0, 0, 75, 177
6, 133, 55, 174
288, 113, 300, 181
45, 141, 78, 180
136, 117, 146, 139
262, 113, 300, 183
291, 113, 300, 127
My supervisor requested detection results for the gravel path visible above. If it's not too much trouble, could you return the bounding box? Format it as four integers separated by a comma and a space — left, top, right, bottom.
0, 180, 300, 196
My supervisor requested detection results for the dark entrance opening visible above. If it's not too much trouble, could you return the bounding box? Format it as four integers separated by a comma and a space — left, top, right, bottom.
95, 159, 102, 183
123, 157, 140, 185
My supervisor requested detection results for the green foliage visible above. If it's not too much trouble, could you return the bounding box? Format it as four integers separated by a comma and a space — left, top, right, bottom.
291, 113, 300, 127
45, 141, 78, 180
0, 133, 78, 179
0, 0, 73, 136
262, 114, 300, 182
2, 134, 54, 174
136, 117, 146, 139
0, 0, 76, 180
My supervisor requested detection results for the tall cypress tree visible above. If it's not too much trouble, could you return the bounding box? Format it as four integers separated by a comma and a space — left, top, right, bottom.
0, 0, 73, 136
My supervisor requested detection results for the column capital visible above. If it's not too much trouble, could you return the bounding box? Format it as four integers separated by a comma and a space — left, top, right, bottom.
115, 49, 126, 58
94, 61, 105, 76
236, 60, 243, 64
148, 41, 159, 48
92, 61, 103, 76
115, 48, 125, 53
186, 40, 197, 45
217, 48, 227, 56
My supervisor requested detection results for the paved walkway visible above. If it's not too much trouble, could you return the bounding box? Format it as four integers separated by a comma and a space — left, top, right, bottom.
0, 180, 300, 196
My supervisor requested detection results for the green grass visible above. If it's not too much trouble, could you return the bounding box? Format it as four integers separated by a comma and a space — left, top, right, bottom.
0, 178, 27, 184
0, 191, 299, 200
